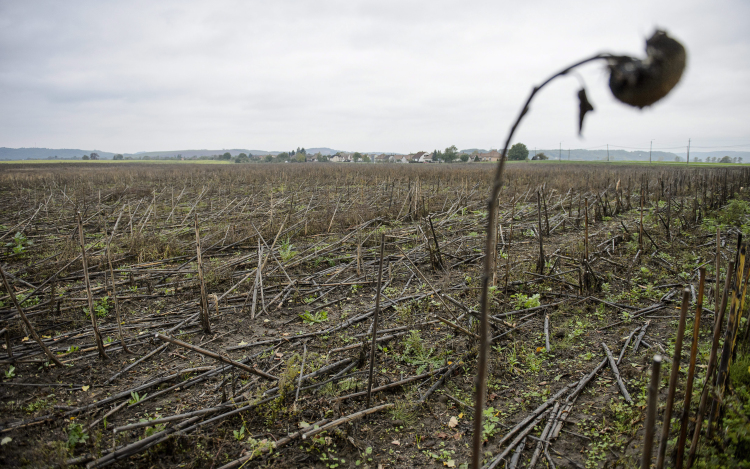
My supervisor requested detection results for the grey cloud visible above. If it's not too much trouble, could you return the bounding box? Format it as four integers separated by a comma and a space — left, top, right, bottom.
0, 0, 748, 153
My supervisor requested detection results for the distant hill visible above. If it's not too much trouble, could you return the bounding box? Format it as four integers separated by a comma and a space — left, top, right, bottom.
1, 146, 746, 162
532, 149, 679, 162
130, 149, 280, 158
0, 148, 283, 160
674, 151, 750, 162
304, 148, 341, 156
0, 147, 116, 160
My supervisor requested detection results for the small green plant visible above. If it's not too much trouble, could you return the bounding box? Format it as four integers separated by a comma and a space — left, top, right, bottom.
138, 413, 165, 438
319, 451, 345, 468
511, 293, 541, 310
729, 352, 750, 388
279, 238, 297, 262
66, 422, 88, 449
15, 293, 39, 308
594, 303, 606, 321
355, 446, 373, 466
524, 349, 544, 373
144, 422, 165, 438
4, 366, 15, 379
242, 437, 275, 461
482, 407, 500, 440
299, 310, 329, 325
128, 391, 147, 405
389, 400, 416, 427
5, 231, 33, 255
25, 397, 51, 413
233, 424, 246, 441
570, 318, 590, 338
401, 330, 441, 373
350, 284, 362, 294
423, 442, 456, 465
83, 296, 110, 319
494, 342, 522, 374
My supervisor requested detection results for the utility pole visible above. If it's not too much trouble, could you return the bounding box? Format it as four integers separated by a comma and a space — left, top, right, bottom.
687, 138, 691, 164
650, 140, 653, 163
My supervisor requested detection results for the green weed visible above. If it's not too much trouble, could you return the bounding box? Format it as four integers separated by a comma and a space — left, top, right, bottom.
299, 310, 328, 325
66, 422, 88, 450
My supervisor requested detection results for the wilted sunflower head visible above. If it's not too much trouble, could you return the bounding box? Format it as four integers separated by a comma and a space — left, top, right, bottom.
608, 30, 686, 109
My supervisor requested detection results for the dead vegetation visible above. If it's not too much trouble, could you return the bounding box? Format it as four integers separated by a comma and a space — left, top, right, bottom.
1, 161, 749, 468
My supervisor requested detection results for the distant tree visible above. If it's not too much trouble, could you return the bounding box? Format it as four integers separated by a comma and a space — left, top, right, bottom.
275, 152, 289, 162
507, 143, 529, 161
113, 154, 124, 160
221, 152, 232, 160
295, 153, 306, 163
694, 157, 702, 162
474, 155, 480, 162
362, 155, 371, 163
352, 152, 362, 162
460, 154, 469, 162
317, 153, 329, 162
532, 152, 548, 160
675, 156, 682, 162
443, 145, 459, 163
82, 154, 90, 160
433, 150, 443, 161
264, 155, 273, 162
90, 152, 99, 160
238, 153, 248, 159
142, 155, 151, 160
720, 155, 732, 163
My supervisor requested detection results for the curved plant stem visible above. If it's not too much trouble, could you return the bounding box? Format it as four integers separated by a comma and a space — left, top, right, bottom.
471, 53, 609, 469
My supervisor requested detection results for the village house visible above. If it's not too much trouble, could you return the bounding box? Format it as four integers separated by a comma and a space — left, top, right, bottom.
400, 151, 428, 163
329, 153, 353, 163
394, 155, 409, 163
478, 150, 502, 162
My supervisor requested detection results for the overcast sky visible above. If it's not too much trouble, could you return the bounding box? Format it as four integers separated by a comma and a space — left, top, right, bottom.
1, 0, 748, 154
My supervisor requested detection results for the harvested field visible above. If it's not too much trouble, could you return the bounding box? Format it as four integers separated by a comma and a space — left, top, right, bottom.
1, 161, 750, 468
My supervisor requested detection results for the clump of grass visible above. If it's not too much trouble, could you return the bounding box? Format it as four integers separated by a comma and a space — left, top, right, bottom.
262, 352, 301, 425
389, 400, 416, 427
730, 351, 750, 389
400, 330, 441, 374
